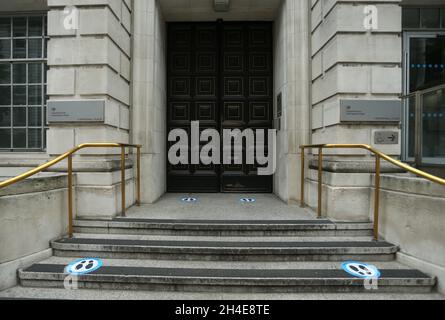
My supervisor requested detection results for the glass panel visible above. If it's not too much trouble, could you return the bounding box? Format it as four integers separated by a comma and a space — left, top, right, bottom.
407, 96, 416, 158
12, 17, 27, 37
0, 15, 47, 151
409, 37, 445, 92
13, 39, 26, 58
44, 65, 47, 83
0, 86, 11, 105
12, 128, 26, 148
28, 39, 42, 58
0, 39, 11, 59
13, 107, 26, 126
13, 85, 26, 105
44, 38, 48, 58
13, 63, 26, 84
0, 63, 11, 84
442, 9, 445, 28
43, 128, 48, 149
422, 89, 445, 160
28, 106, 41, 126
28, 17, 43, 36
28, 128, 41, 148
0, 129, 11, 148
28, 63, 42, 83
44, 16, 47, 36
420, 9, 441, 29
403, 8, 420, 29
0, 107, 11, 126
0, 17, 11, 37
28, 85, 41, 105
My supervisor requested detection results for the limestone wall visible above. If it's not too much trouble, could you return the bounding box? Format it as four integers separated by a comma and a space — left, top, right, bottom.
0, 174, 68, 290
132, 0, 167, 203
46, 0, 135, 218
310, 0, 402, 157
273, 0, 311, 203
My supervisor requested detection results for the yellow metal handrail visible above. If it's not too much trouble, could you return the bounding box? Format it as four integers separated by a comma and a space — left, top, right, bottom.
300, 144, 445, 240
0, 143, 142, 237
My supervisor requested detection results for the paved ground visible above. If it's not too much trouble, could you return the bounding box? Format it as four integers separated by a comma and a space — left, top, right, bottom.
125, 193, 316, 221
1, 287, 444, 300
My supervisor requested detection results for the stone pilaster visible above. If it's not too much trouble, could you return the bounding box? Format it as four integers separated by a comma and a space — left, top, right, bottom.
132, 0, 166, 203
274, 0, 311, 204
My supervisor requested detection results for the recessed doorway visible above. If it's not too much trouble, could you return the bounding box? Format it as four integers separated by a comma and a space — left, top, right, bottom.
166, 21, 274, 193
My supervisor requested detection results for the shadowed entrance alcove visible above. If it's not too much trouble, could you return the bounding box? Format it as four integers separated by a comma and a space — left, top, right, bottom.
132, 0, 310, 203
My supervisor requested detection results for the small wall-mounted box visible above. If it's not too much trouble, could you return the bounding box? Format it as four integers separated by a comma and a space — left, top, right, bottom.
371, 129, 401, 156
374, 130, 399, 145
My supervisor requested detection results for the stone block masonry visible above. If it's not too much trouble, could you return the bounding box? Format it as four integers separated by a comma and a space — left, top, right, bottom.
46, 0, 135, 218
310, 0, 402, 157
306, 0, 404, 225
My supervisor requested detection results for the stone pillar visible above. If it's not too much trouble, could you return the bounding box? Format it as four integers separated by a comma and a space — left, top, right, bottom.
274, 0, 311, 204
46, 0, 134, 219
132, 0, 166, 203
308, 0, 403, 220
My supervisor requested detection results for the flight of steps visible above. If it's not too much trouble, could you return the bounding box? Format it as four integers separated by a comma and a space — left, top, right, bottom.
16, 217, 436, 294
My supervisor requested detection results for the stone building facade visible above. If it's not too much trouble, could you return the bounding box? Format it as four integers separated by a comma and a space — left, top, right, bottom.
0, 0, 444, 220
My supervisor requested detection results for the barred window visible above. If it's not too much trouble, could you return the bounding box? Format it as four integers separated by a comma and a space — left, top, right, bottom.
0, 15, 48, 151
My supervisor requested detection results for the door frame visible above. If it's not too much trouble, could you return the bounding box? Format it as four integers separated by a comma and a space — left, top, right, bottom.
402, 31, 445, 164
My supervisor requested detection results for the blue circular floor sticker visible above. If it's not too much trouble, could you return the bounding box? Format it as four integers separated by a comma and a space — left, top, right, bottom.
240, 198, 256, 203
66, 258, 103, 275
181, 197, 197, 203
342, 261, 381, 279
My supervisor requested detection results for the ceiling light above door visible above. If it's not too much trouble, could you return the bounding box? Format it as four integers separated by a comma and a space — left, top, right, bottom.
214, 0, 230, 12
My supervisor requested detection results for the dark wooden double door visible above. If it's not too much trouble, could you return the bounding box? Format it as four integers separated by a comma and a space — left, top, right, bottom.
167, 22, 273, 193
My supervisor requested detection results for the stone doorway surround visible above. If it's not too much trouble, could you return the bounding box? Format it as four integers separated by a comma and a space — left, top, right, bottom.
132, 0, 311, 204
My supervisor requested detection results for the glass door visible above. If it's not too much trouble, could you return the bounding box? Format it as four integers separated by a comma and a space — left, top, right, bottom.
422, 86, 445, 164
403, 32, 445, 164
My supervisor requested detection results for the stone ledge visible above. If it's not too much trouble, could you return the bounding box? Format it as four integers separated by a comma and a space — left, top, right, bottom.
309, 160, 405, 173
0, 249, 52, 291
377, 173, 445, 200
0, 173, 68, 197
49, 159, 134, 172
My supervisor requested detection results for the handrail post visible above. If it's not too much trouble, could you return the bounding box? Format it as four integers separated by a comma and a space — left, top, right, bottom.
121, 146, 126, 217
318, 147, 323, 218
374, 154, 381, 241
137, 146, 141, 206
68, 155, 73, 238
300, 147, 305, 207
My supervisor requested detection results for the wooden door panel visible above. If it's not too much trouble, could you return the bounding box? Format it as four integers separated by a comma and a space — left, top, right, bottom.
167, 22, 273, 193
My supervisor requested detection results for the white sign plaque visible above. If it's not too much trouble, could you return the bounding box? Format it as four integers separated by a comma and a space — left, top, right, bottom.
47, 100, 105, 123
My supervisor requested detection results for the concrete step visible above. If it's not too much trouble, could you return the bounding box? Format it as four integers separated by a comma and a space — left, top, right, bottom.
72, 232, 374, 242
23, 256, 415, 269
73, 218, 374, 237
18, 259, 435, 293
2, 286, 445, 300
51, 237, 398, 261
